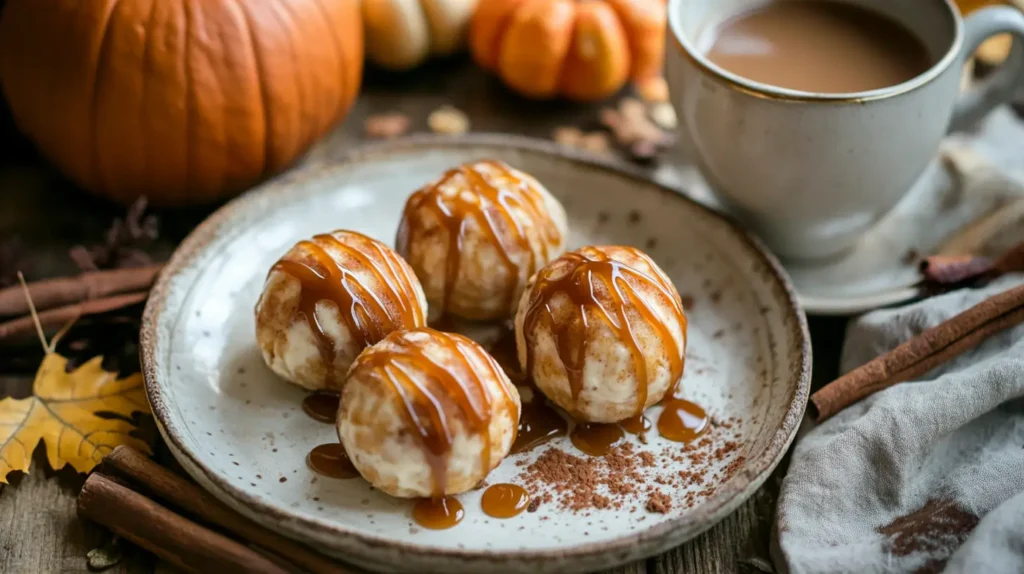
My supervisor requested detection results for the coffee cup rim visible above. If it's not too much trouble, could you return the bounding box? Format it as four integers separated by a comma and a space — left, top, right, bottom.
667, 0, 964, 103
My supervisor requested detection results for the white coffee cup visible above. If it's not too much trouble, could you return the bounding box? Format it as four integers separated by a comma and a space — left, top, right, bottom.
666, 0, 1024, 260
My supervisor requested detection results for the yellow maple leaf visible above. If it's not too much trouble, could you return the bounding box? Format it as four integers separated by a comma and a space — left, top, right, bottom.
0, 353, 151, 483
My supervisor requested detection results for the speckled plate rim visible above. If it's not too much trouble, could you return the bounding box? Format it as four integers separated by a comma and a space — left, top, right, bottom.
140, 134, 812, 568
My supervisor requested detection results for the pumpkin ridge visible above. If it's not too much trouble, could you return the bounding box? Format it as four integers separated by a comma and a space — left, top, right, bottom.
190, 1, 231, 198
340, 1, 363, 123
420, 0, 462, 57
21, 2, 85, 185
470, 0, 525, 71
550, 2, 578, 100
234, 0, 271, 179
308, 0, 347, 129
262, 0, 304, 172
497, 0, 576, 99
269, 0, 313, 167
557, 1, 630, 100
88, 0, 125, 194
488, 1, 522, 72
137, 0, 159, 194
293, 0, 339, 153
181, 0, 194, 200
604, 0, 666, 81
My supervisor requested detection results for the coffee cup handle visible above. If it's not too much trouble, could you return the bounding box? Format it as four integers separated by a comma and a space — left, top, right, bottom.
951, 6, 1024, 131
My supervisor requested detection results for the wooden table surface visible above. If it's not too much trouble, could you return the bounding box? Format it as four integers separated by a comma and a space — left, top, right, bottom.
0, 58, 847, 574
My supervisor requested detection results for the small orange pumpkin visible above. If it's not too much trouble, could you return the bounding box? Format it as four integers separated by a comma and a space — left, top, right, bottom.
470, 0, 665, 101
0, 0, 363, 206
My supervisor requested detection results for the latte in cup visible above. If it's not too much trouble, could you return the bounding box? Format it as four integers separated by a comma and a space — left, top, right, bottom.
705, 1, 932, 93
666, 0, 1024, 259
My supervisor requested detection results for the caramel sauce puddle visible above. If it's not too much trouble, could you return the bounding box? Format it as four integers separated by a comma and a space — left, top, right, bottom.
306, 443, 359, 479
481, 483, 530, 518
301, 391, 340, 424
412, 497, 464, 529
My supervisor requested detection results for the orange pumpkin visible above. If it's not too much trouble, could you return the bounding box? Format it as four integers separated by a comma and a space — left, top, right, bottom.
0, 0, 363, 206
470, 0, 665, 101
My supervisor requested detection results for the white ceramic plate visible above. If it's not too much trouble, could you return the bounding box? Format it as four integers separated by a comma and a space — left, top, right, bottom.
141, 135, 811, 573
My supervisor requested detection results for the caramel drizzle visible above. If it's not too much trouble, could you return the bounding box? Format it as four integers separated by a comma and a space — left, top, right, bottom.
523, 247, 686, 416
271, 231, 424, 366
396, 160, 559, 317
356, 328, 518, 497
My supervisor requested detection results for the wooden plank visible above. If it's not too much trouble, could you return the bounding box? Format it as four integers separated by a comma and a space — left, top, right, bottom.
605, 559, 649, 574
646, 464, 783, 574
0, 375, 153, 573
600, 468, 782, 574
0, 452, 154, 573
599, 468, 782, 574
153, 561, 178, 574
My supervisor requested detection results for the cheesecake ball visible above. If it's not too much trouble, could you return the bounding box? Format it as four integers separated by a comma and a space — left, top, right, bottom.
339, 328, 520, 498
515, 246, 687, 423
255, 230, 427, 391
396, 160, 568, 321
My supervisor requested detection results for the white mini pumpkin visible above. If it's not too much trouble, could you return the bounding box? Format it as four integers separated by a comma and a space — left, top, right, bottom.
363, 0, 479, 71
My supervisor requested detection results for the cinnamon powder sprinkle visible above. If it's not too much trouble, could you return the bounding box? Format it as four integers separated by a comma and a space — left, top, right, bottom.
516, 416, 745, 514
877, 498, 979, 570
646, 491, 673, 514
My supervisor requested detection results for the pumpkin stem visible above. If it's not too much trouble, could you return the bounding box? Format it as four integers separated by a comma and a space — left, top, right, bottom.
17, 271, 49, 351
16, 270, 75, 353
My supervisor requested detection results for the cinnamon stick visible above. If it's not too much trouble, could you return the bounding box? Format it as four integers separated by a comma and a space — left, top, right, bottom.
993, 241, 1024, 275
0, 264, 160, 316
0, 291, 148, 341
811, 282, 1024, 422
918, 241, 1024, 291
102, 446, 353, 574
919, 255, 994, 285
78, 473, 289, 574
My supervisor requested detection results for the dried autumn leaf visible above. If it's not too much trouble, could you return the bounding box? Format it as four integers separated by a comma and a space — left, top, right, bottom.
0, 352, 150, 483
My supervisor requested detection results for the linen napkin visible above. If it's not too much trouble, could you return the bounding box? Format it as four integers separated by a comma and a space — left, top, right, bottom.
774, 275, 1024, 573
